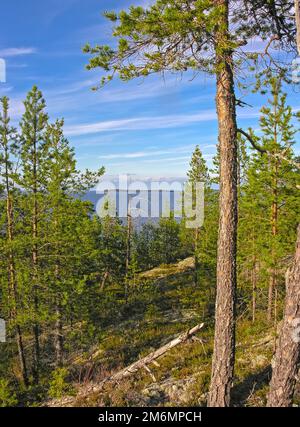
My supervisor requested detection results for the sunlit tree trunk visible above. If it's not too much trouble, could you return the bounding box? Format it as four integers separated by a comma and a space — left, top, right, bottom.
268, 157, 279, 323
32, 127, 40, 383
267, 225, 300, 406
295, 0, 300, 54
208, 0, 238, 407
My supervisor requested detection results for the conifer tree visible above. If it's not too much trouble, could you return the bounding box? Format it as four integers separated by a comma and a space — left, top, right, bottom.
19, 86, 49, 382
135, 222, 157, 270
187, 146, 210, 285
154, 213, 181, 265
0, 97, 29, 386
83, 0, 296, 406
44, 119, 104, 366
238, 79, 299, 324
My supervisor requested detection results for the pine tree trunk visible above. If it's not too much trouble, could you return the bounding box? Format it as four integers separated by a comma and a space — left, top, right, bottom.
194, 228, 200, 285
15, 326, 28, 385
125, 212, 132, 273
54, 212, 63, 366
268, 134, 278, 323
252, 261, 257, 323
55, 301, 63, 367
32, 131, 40, 383
267, 225, 300, 407
268, 274, 275, 322
8, 217, 29, 387
295, 0, 300, 54
4, 139, 29, 387
208, 0, 238, 407
125, 211, 132, 301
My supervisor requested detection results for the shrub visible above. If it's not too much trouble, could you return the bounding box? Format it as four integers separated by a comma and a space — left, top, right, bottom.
0, 379, 18, 407
48, 368, 74, 399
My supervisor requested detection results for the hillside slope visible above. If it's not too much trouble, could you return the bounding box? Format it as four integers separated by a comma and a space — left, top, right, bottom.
46, 258, 293, 407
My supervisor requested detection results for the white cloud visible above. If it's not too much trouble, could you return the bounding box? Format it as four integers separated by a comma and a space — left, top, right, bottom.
98, 144, 215, 161
64, 111, 216, 136
64, 109, 260, 137
0, 47, 37, 58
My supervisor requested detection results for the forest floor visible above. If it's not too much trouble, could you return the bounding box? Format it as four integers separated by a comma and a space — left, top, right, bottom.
46, 258, 297, 408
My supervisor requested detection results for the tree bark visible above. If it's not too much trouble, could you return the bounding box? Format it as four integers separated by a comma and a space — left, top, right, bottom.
267, 225, 300, 407
208, 0, 238, 408
7, 190, 29, 387
32, 124, 40, 383
194, 227, 200, 285
125, 210, 132, 301
252, 260, 257, 323
268, 159, 279, 323
55, 301, 63, 367
125, 210, 132, 272
295, 0, 300, 54
54, 213, 63, 367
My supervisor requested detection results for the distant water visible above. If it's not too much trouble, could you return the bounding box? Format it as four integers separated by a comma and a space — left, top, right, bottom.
82, 189, 181, 227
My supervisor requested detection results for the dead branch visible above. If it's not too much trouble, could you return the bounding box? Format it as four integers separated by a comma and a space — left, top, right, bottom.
237, 128, 300, 170
46, 323, 204, 406
98, 323, 204, 386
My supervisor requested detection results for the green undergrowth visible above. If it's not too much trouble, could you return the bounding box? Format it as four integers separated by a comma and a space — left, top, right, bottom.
62, 265, 278, 407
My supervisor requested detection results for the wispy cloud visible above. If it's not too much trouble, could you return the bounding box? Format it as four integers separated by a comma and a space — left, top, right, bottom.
0, 47, 37, 58
64, 111, 217, 136
64, 109, 260, 137
98, 145, 215, 161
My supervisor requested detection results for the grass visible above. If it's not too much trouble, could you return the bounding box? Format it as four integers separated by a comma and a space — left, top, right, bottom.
45, 258, 283, 408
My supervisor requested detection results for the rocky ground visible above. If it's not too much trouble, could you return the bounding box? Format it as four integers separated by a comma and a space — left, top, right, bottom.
45, 258, 298, 407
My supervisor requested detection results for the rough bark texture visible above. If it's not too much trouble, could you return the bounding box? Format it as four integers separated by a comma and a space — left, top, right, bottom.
252, 259, 257, 323
295, 0, 300, 54
32, 130, 40, 383
194, 228, 200, 285
55, 302, 63, 367
208, 0, 238, 408
125, 209, 133, 302
267, 225, 300, 407
268, 147, 279, 323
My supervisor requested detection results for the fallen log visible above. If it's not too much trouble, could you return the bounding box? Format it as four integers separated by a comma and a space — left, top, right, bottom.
101, 323, 205, 386
47, 323, 204, 406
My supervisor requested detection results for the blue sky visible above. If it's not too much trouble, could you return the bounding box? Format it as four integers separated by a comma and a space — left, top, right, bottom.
0, 0, 299, 178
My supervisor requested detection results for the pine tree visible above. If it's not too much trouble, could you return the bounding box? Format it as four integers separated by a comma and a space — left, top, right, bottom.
154, 213, 181, 265
0, 97, 29, 386
83, 1, 296, 406
261, 79, 299, 323
239, 78, 300, 324
92, 214, 127, 296
135, 222, 157, 270
187, 146, 210, 285
43, 119, 104, 366
19, 86, 49, 382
